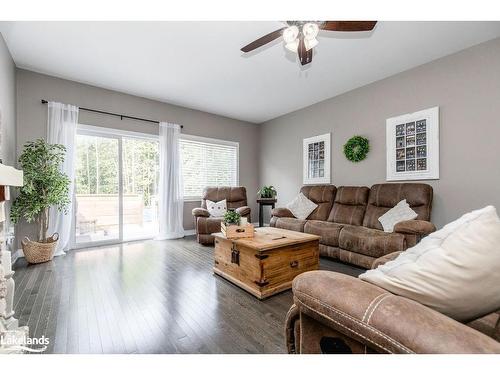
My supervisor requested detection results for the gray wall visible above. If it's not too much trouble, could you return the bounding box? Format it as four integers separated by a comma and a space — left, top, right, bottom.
16, 69, 260, 243
259, 37, 500, 229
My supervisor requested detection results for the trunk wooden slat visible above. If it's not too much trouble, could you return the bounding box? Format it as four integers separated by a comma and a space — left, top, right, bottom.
213, 227, 320, 299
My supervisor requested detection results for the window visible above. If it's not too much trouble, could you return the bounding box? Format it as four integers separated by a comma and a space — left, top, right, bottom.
180, 135, 239, 199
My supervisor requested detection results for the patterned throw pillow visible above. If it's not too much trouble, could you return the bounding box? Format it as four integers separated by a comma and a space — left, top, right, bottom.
206, 199, 227, 217
378, 199, 418, 232
286, 193, 318, 220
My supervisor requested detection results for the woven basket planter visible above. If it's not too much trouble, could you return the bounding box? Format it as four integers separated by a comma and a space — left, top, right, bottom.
21, 233, 59, 264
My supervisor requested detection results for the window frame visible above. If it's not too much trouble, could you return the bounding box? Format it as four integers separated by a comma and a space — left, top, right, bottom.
179, 133, 240, 202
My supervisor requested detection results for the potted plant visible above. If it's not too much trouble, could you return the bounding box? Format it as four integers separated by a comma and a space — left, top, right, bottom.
223, 210, 241, 226
10, 139, 71, 264
221, 209, 254, 239
257, 185, 277, 199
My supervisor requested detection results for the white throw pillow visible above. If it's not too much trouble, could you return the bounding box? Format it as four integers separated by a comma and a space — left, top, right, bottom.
286, 193, 318, 220
360, 206, 500, 322
206, 199, 227, 217
378, 199, 418, 232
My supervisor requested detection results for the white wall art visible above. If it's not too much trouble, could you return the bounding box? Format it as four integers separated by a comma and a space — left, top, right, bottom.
386, 106, 439, 181
303, 133, 331, 184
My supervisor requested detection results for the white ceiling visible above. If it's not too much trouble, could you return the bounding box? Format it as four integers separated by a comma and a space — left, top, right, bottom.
1, 21, 500, 123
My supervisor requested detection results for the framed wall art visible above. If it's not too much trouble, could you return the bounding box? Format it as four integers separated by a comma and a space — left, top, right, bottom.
386, 106, 439, 181
303, 133, 331, 184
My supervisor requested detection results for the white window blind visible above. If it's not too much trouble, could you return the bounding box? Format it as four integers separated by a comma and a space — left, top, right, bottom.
180, 136, 239, 199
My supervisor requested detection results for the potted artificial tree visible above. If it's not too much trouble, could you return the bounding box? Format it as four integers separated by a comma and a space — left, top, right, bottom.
10, 139, 71, 264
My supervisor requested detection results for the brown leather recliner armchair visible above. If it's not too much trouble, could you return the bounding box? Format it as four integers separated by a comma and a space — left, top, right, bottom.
192, 186, 251, 245
285, 262, 500, 354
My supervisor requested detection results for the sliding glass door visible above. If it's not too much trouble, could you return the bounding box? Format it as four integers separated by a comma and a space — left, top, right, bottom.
73, 126, 159, 248
74, 133, 120, 245
122, 137, 159, 241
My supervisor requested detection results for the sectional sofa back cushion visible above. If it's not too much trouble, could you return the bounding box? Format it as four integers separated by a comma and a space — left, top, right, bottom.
300, 185, 337, 221
327, 186, 370, 226
363, 183, 433, 230
202, 186, 248, 210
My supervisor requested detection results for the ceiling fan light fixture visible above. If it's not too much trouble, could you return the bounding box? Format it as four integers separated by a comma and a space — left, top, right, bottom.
285, 40, 299, 52
304, 38, 318, 51
283, 25, 299, 44
302, 22, 319, 40
241, 21, 377, 66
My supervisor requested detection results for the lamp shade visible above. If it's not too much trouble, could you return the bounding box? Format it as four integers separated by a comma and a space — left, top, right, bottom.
304, 38, 318, 51
283, 25, 299, 44
285, 39, 299, 52
303, 23, 319, 40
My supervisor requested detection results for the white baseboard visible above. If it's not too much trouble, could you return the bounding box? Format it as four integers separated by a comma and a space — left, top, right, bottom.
184, 229, 196, 236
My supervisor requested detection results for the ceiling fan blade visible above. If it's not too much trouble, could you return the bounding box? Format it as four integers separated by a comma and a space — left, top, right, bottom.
320, 21, 377, 32
297, 36, 313, 66
241, 27, 286, 52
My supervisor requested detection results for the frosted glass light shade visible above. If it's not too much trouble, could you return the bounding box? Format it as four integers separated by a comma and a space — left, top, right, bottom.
303, 23, 319, 40
304, 38, 318, 51
285, 40, 299, 52
283, 25, 299, 43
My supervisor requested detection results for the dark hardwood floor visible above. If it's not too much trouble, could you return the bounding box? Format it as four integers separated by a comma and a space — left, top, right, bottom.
12, 236, 363, 354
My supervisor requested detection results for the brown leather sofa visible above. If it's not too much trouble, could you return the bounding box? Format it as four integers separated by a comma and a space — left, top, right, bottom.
270, 183, 435, 269
192, 186, 251, 245
285, 267, 500, 353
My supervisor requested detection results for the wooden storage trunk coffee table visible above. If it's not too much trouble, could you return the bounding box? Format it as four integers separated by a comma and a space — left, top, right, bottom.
213, 227, 320, 299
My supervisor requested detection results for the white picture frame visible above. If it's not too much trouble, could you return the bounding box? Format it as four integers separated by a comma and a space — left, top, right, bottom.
303, 133, 331, 185
386, 106, 439, 181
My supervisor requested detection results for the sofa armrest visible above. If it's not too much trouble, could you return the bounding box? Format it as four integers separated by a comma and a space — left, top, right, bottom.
371, 251, 402, 269
192, 207, 210, 218
393, 220, 436, 235
285, 304, 300, 354
235, 206, 251, 217
271, 207, 295, 218
292, 271, 500, 353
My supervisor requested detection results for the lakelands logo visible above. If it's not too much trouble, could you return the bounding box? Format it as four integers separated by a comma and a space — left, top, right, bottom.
0, 331, 49, 353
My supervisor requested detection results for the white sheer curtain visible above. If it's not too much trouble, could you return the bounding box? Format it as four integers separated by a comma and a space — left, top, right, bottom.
157, 122, 185, 240
47, 101, 79, 256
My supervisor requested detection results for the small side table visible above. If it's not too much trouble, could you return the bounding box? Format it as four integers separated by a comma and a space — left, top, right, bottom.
257, 198, 277, 227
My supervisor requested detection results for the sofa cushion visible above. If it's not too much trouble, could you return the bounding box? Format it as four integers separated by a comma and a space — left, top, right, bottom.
274, 217, 307, 232
300, 185, 337, 221
328, 186, 369, 226
196, 216, 222, 234
304, 220, 343, 247
363, 183, 433, 230
339, 225, 406, 258
360, 206, 500, 322
202, 186, 248, 210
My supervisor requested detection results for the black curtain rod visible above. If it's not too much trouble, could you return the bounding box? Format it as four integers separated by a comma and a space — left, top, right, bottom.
40, 99, 183, 128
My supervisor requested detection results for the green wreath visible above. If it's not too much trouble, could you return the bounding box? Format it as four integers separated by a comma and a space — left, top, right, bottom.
344, 136, 370, 162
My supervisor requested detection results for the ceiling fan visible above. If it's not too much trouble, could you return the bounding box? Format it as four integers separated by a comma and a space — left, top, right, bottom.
241, 21, 377, 66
